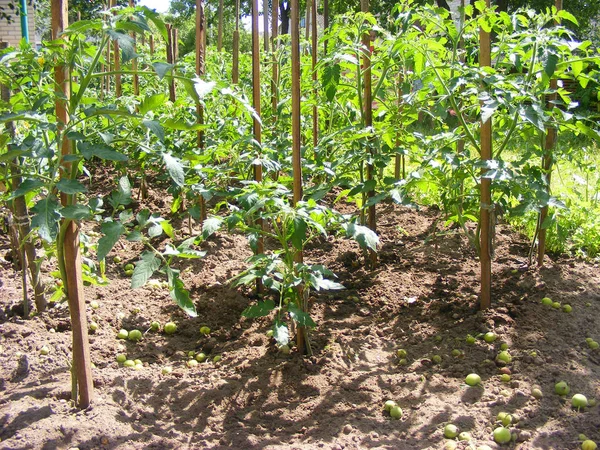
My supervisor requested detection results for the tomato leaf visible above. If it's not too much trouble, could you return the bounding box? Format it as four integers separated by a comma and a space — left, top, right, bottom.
132, 251, 161, 288
97, 221, 126, 261
31, 197, 61, 243
166, 268, 197, 317
287, 303, 317, 328
273, 320, 289, 346
242, 300, 276, 318
163, 153, 185, 187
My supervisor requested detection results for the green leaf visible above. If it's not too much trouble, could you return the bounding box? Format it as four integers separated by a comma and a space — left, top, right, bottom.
31, 197, 61, 243
152, 62, 174, 80
544, 51, 559, 79
160, 220, 174, 239
287, 303, 317, 328
322, 63, 341, 102
242, 300, 276, 318
163, 153, 185, 187
202, 216, 223, 239
194, 79, 217, 99
344, 222, 379, 252
79, 142, 128, 161
142, 120, 164, 142
107, 30, 137, 63
163, 118, 207, 131
8, 179, 44, 200
139, 93, 168, 115
131, 251, 161, 289
167, 268, 198, 317
315, 278, 345, 291
97, 221, 125, 261
291, 217, 307, 250
273, 320, 289, 346
557, 10, 578, 25
61, 204, 92, 220
56, 179, 87, 194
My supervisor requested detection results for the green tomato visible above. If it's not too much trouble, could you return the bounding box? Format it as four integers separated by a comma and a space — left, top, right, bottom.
161, 366, 173, 375
458, 432, 471, 441
501, 414, 512, 427
562, 304, 572, 313
500, 374, 511, 383
484, 332, 497, 343
496, 351, 512, 364
187, 359, 198, 368
123, 359, 135, 368
164, 322, 177, 335
572, 394, 588, 409
200, 326, 211, 336
196, 352, 207, 362
124, 263, 134, 271
552, 301, 561, 309
466, 335, 476, 345
444, 424, 459, 439
134, 359, 142, 365
89, 321, 99, 332
465, 373, 481, 387
579, 434, 588, 441
279, 345, 291, 355
213, 355, 222, 363
451, 349, 461, 357
90, 300, 100, 309
124, 269, 134, 277
531, 388, 543, 399
266, 330, 274, 338
150, 321, 160, 331
588, 398, 597, 407
434, 335, 443, 343
582, 441, 598, 450
432, 355, 442, 364
589, 341, 599, 350
555, 381, 570, 396
40, 346, 50, 355
398, 358, 408, 366
113, 256, 122, 264
397, 349, 407, 359
128, 329, 142, 342
493, 427, 512, 444
384, 400, 397, 412
117, 329, 129, 339
390, 405, 402, 419
116, 354, 127, 363
586, 302, 592, 307
500, 343, 509, 351
541, 297, 553, 306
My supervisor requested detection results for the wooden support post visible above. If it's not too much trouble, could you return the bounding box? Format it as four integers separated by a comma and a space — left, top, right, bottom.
166, 24, 176, 102
51, 0, 93, 408
271, 0, 278, 113
112, 0, 121, 98
129, 0, 139, 98
173, 28, 179, 62
305, 0, 311, 40
311, 0, 318, 149
217, 0, 224, 51
233, 0, 240, 83
149, 35, 154, 57
394, 72, 404, 180
537, 0, 562, 267
196, 0, 207, 224
252, 0, 265, 294
263, 0, 269, 53
479, 0, 492, 310
323, 0, 329, 54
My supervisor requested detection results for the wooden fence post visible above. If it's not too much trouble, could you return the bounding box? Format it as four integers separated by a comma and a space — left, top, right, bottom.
233, 0, 240, 83
166, 24, 176, 102
51, 0, 94, 408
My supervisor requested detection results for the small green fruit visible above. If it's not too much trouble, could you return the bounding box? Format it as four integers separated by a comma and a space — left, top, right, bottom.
116, 354, 127, 363
500, 343, 509, 351
465, 373, 481, 387
117, 329, 129, 339
161, 366, 173, 375
555, 381, 570, 396
501, 414, 512, 427
196, 352, 207, 362
572, 394, 588, 409
496, 351, 512, 364
390, 405, 402, 419
582, 441, 598, 450
188, 351, 195, 358
123, 359, 135, 367
212, 355, 222, 363
493, 427, 512, 444
397, 349, 407, 358
484, 332, 497, 343
164, 322, 177, 335
133, 359, 142, 365
432, 355, 442, 364
40, 346, 50, 355
279, 345, 291, 355
200, 326, 211, 335
586, 302, 592, 307
90, 300, 100, 309
589, 341, 599, 350
128, 329, 142, 342
124, 263, 134, 271
552, 301, 561, 309
444, 424, 459, 439
562, 304, 572, 313
451, 349, 462, 357
89, 321, 99, 332
458, 432, 472, 441
434, 335, 443, 343
266, 330, 274, 338
113, 256, 122, 264
588, 398, 597, 407
531, 387, 543, 399
187, 359, 198, 368
579, 434, 589, 441
384, 400, 397, 412
398, 358, 408, 366
541, 297, 553, 306
134, 363, 143, 371
500, 374, 511, 383
150, 321, 160, 331
124, 269, 134, 277
466, 335, 476, 345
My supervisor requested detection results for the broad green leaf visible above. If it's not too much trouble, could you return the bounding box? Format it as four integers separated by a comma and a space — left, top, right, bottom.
163, 118, 208, 131
8, 178, 44, 200
131, 251, 161, 289
31, 197, 61, 243
315, 278, 345, 290
544, 51, 559, 79
273, 320, 289, 346
56, 179, 87, 194
79, 142, 128, 161
194, 79, 217, 99
242, 300, 276, 318
97, 221, 125, 261
202, 216, 223, 239
322, 63, 341, 102
344, 222, 379, 252
160, 220, 174, 239
107, 30, 137, 63
163, 153, 185, 187
139, 93, 167, 115
142, 7, 168, 41
152, 62, 174, 80
167, 268, 197, 317
61, 204, 92, 220
142, 119, 164, 142
287, 303, 317, 328
557, 10, 578, 25
148, 223, 163, 238
291, 217, 307, 250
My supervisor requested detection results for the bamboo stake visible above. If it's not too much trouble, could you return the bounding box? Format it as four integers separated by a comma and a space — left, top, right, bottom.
305, 0, 311, 40
311, 0, 318, 149
271, 0, 279, 113
149, 35, 154, 57
129, 0, 139, 98
291, 0, 307, 354
233, 0, 240, 83
394, 72, 404, 179
112, 0, 121, 98
196, 0, 206, 148
537, 0, 562, 267
174, 28, 179, 62
263, 0, 269, 53
323, 0, 329, 54
217, 0, 224, 51
51, 0, 93, 408
479, 0, 492, 310
166, 24, 176, 102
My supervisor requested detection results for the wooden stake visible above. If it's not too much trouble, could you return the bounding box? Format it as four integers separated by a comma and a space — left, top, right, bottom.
311, 0, 318, 148
173, 28, 179, 62
537, 0, 562, 267
323, 0, 329, 54
217, 0, 224, 51
166, 24, 176, 102
305, 0, 311, 40
479, 0, 492, 310
196, 0, 206, 148
112, 0, 121, 98
271, 0, 279, 113
263, 0, 269, 53
233, 0, 240, 83
129, 0, 139, 98
51, 0, 93, 408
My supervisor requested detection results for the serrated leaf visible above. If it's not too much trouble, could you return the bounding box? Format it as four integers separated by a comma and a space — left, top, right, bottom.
79, 141, 128, 161
242, 300, 276, 318
322, 63, 341, 102
31, 197, 61, 242
142, 119, 164, 142
163, 153, 185, 187
97, 221, 125, 261
291, 217, 307, 250
148, 223, 163, 238
139, 93, 167, 115
56, 179, 87, 194
194, 79, 216, 99
61, 204, 92, 220
161, 220, 174, 239
163, 118, 207, 131
166, 268, 197, 317
8, 178, 44, 200
202, 216, 223, 239
344, 222, 379, 252
131, 251, 161, 288
107, 29, 137, 63
152, 62, 174, 80
126, 230, 143, 242
544, 51, 558, 79
287, 303, 317, 328
273, 320, 289, 346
